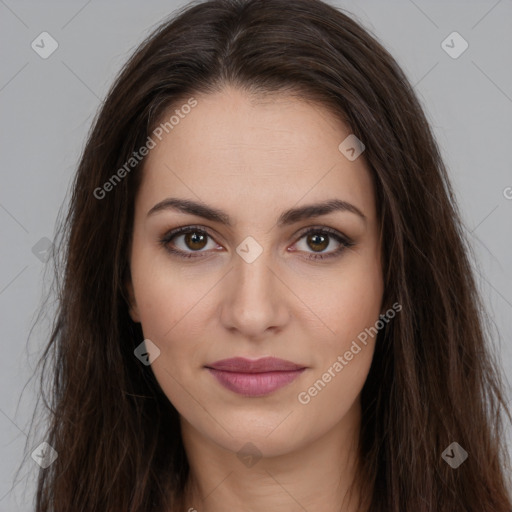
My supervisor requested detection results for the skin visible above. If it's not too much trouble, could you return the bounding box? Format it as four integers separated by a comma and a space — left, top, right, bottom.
127, 86, 384, 512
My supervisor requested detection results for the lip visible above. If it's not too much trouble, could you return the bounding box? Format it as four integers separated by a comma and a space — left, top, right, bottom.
205, 357, 306, 397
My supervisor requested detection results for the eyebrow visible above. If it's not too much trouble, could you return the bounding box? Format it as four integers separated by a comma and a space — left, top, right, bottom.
147, 197, 366, 226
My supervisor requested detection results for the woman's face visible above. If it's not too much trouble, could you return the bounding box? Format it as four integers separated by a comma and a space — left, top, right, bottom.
127, 86, 384, 457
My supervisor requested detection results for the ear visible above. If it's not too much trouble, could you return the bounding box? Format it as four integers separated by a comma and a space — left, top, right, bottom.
125, 275, 141, 323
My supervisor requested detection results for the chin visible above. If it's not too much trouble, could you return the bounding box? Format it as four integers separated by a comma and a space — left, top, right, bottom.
193, 409, 317, 457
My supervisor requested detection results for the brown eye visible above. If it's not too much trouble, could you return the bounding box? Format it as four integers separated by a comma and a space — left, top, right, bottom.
161, 225, 354, 261
184, 231, 208, 251
293, 227, 355, 261
306, 232, 329, 252
160, 226, 219, 259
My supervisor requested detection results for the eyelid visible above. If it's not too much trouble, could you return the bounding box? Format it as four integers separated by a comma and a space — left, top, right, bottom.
293, 225, 353, 245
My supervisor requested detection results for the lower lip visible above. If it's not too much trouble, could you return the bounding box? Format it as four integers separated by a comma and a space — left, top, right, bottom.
207, 368, 305, 396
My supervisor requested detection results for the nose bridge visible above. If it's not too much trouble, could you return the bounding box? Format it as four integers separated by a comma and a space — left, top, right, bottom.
235, 249, 274, 300
220, 244, 289, 336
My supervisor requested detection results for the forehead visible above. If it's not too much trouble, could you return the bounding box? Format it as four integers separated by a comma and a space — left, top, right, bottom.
137, 87, 376, 223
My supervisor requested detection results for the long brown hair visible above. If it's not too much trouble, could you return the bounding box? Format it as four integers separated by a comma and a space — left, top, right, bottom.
29, 0, 511, 510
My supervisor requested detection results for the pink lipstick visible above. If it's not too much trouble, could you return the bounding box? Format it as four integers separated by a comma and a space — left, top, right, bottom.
205, 357, 306, 397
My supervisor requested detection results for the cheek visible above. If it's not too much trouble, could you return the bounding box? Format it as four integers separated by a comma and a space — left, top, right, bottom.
129, 256, 221, 379
130, 240, 207, 340
293, 252, 382, 413
131, 273, 209, 408
305, 253, 383, 352
294, 273, 383, 433
133, 277, 203, 352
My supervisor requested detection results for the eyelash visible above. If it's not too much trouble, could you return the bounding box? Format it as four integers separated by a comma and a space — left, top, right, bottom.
159, 224, 355, 261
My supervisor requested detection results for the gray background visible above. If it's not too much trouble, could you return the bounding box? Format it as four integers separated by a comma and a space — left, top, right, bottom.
1, 0, 511, 509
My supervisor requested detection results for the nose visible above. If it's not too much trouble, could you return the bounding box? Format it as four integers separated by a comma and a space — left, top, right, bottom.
219, 249, 291, 340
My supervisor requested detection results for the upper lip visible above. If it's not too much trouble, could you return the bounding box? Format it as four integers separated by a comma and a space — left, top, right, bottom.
206, 357, 305, 373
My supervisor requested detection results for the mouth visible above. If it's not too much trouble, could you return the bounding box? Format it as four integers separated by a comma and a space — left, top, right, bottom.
205, 357, 307, 397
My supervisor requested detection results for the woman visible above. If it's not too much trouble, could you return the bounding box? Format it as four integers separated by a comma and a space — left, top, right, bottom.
32, 0, 512, 510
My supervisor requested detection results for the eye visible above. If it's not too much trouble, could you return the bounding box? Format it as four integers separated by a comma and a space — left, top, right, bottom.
159, 225, 355, 261
159, 225, 220, 259
291, 227, 355, 260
